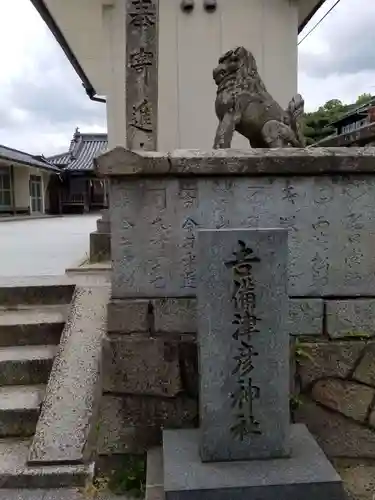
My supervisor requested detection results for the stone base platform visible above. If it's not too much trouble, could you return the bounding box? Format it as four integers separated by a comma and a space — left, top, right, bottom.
162, 425, 346, 500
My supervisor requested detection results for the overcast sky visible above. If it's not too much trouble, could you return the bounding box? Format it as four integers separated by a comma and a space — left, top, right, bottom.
0, 0, 373, 155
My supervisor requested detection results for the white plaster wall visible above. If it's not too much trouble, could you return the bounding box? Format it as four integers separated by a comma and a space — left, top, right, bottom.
14, 166, 30, 210
158, 0, 298, 151
13, 167, 52, 213
44, 0, 107, 94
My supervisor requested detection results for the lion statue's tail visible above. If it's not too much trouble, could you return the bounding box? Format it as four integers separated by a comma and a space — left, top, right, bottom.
287, 94, 304, 119
286, 93, 306, 147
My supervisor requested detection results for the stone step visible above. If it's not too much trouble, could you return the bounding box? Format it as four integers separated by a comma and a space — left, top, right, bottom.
0, 345, 57, 385
0, 281, 74, 307
90, 231, 110, 262
0, 438, 93, 488
0, 385, 45, 438
0, 305, 67, 346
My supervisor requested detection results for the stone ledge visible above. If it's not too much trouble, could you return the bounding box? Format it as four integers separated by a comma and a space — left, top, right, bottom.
28, 286, 110, 465
95, 146, 375, 177
163, 426, 345, 500
106, 297, 323, 337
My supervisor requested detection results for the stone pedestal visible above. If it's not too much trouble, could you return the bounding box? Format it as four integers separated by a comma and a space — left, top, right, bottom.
163, 426, 344, 500
95, 146, 375, 462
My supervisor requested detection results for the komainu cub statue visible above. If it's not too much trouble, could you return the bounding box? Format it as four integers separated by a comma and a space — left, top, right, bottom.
213, 46, 306, 149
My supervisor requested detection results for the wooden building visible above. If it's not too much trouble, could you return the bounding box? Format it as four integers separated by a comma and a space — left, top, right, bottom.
48, 128, 108, 214
318, 98, 375, 147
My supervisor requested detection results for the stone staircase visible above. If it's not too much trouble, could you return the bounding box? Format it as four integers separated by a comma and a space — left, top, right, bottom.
0, 281, 93, 488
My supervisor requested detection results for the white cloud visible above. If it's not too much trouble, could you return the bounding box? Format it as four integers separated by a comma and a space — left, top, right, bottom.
0, 0, 106, 156
298, 0, 375, 111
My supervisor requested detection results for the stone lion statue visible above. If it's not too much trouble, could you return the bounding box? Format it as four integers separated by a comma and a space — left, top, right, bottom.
213, 47, 306, 149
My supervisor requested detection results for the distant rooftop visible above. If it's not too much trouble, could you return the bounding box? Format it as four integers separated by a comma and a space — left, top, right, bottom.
330, 97, 375, 126
48, 128, 108, 172
0, 144, 60, 172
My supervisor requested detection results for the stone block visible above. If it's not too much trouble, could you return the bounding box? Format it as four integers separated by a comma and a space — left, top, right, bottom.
297, 341, 366, 389
90, 231, 110, 262
97, 218, 110, 233
107, 299, 149, 334
110, 178, 199, 298
335, 460, 375, 500
327, 300, 375, 338
153, 298, 196, 334
295, 398, 375, 458
102, 337, 182, 397
98, 395, 197, 455
100, 394, 198, 428
197, 229, 289, 461
288, 299, 323, 336
353, 343, 375, 387
107, 154, 375, 298
163, 426, 345, 500
311, 379, 374, 423
98, 424, 161, 455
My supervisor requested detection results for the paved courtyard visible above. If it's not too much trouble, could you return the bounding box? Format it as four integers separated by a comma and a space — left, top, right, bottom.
0, 215, 99, 280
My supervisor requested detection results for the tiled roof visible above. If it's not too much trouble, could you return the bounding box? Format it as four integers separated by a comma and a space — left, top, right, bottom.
48, 131, 108, 172
47, 151, 71, 166
0, 144, 60, 172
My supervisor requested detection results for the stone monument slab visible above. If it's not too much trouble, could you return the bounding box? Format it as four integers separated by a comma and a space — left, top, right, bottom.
197, 229, 289, 461
161, 226, 345, 500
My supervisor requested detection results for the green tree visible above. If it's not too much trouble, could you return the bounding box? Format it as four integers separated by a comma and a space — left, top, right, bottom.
302, 99, 348, 144
356, 93, 372, 106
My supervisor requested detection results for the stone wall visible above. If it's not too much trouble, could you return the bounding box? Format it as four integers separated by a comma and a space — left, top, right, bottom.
98, 298, 198, 454
96, 147, 375, 458
295, 334, 375, 458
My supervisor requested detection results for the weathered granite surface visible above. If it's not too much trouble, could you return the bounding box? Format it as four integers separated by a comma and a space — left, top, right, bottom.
163, 426, 345, 500
0, 438, 94, 489
288, 299, 323, 337
197, 229, 289, 461
297, 341, 367, 389
296, 339, 375, 457
98, 394, 197, 455
101, 148, 375, 298
29, 286, 110, 464
296, 398, 375, 458
326, 300, 375, 338
96, 147, 375, 176
102, 337, 183, 397
353, 343, 375, 386
107, 299, 149, 334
